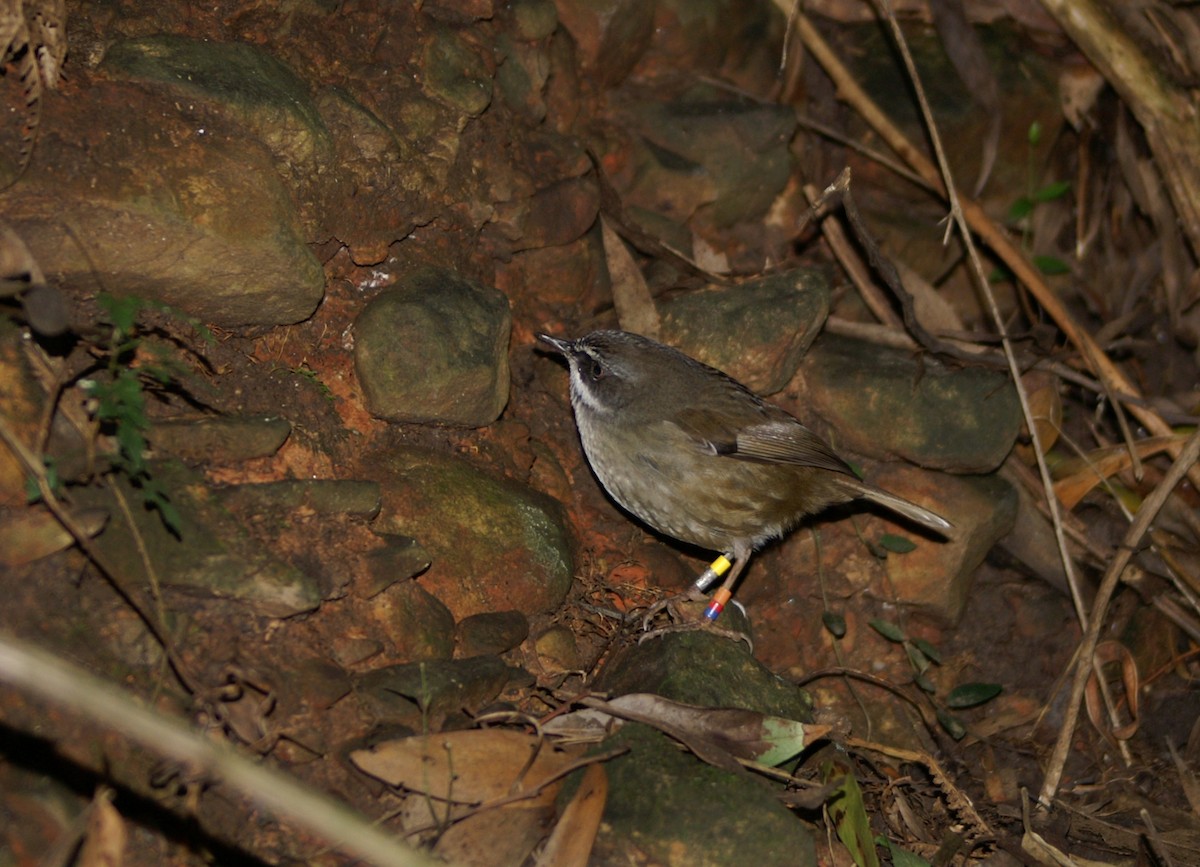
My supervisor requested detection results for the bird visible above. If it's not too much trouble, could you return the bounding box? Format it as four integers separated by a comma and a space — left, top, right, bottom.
537, 329, 952, 632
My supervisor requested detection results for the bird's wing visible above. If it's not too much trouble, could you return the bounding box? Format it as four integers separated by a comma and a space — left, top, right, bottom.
673, 407, 856, 477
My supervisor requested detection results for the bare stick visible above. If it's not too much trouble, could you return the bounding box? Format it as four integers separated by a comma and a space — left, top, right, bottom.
1039, 425, 1200, 801
0, 630, 439, 867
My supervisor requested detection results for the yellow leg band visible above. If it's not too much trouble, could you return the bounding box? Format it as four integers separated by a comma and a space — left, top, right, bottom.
692, 554, 733, 592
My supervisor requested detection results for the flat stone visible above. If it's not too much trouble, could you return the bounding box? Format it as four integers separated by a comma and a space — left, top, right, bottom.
455, 611, 530, 657
873, 465, 1017, 624
365, 446, 573, 620
658, 268, 830, 395
354, 267, 512, 426
362, 535, 434, 597
422, 26, 494, 116
72, 459, 322, 618
0, 80, 325, 327
798, 333, 1021, 472
216, 479, 382, 518
354, 655, 513, 727
101, 35, 332, 170
513, 0, 559, 40
149, 415, 292, 463
371, 580, 457, 662
533, 624, 581, 674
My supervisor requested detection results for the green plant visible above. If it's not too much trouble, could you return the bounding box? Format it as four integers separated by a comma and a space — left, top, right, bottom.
992, 121, 1072, 280
868, 617, 1001, 739
75, 293, 206, 535
291, 362, 334, 402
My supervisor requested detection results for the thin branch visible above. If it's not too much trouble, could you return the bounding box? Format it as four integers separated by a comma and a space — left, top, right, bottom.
781, 2, 1200, 492
0, 630, 439, 867
1038, 425, 1200, 803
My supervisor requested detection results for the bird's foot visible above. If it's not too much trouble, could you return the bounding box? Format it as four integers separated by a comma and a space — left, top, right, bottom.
638, 590, 753, 651
639, 586, 708, 631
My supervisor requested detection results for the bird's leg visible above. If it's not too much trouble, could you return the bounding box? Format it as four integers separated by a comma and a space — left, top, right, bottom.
639, 551, 753, 650
639, 551, 735, 628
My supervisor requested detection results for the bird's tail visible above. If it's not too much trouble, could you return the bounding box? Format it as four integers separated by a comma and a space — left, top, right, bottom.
844, 480, 953, 536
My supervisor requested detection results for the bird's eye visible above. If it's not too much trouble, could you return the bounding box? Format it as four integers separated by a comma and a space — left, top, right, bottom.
590, 359, 605, 379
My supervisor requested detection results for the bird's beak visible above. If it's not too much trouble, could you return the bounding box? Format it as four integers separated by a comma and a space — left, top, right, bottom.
536, 333, 574, 355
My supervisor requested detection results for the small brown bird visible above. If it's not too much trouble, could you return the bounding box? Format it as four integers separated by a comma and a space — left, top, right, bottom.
538, 330, 951, 625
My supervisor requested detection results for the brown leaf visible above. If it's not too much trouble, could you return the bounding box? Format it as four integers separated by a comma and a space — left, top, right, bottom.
1084, 640, 1140, 742
535, 763, 607, 867
77, 788, 127, 867
0, 506, 108, 567
1053, 434, 1187, 510
434, 803, 554, 867
601, 217, 660, 339
350, 729, 574, 806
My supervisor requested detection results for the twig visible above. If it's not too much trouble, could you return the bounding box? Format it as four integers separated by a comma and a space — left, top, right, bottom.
0, 630, 439, 867
782, 2, 1200, 492
803, 180, 903, 329
0, 415, 196, 694
1038, 425, 1200, 804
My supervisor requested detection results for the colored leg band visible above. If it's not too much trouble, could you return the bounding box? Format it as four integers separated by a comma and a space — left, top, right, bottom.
692, 554, 733, 593
704, 587, 733, 622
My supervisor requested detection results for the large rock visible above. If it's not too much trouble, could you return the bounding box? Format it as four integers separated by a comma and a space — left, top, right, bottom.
354, 267, 512, 426
658, 268, 830, 395
101, 35, 332, 170
798, 333, 1021, 473
0, 80, 325, 327
72, 460, 322, 618
366, 446, 573, 619
589, 632, 817, 867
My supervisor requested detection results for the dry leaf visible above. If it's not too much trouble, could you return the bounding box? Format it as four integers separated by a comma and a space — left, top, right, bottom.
77, 788, 126, 867
582, 693, 829, 770
601, 217, 660, 339
350, 728, 574, 806
1015, 370, 1062, 461
0, 506, 108, 567
433, 803, 554, 867
534, 763, 607, 867
1084, 640, 1140, 742
1052, 434, 1187, 510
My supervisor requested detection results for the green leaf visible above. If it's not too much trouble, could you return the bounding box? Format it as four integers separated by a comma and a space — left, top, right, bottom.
1027, 121, 1042, 145
913, 671, 937, 694
823, 611, 847, 638
935, 707, 967, 740
144, 482, 183, 536
1033, 255, 1070, 275
1007, 196, 1034, 221
878, 533, 916, 554
823, 764, 880, 867
910, 637, 941, 665
905, 641, 931, 674
99, 293, 142, 338
869, 619, 906, 643
1034, 180, 1071, 202
946, 682, 1003, 708
877, 836, 932, 867
757, 717, 828, 767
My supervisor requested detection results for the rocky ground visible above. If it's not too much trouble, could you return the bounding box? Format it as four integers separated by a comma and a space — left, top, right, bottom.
1, 0, 1198, 865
